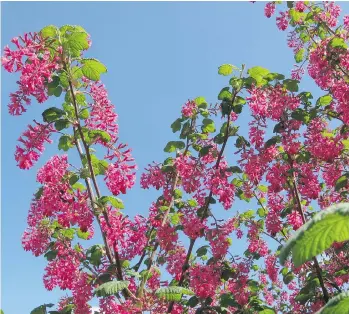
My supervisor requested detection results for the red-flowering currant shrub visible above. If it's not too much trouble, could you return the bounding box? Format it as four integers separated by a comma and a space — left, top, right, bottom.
2, 1, 349, 313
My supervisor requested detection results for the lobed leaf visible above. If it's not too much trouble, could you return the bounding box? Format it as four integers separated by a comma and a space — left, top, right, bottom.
155, 286, 194, 302
316, 291, 349, 314
279, 203, 349, 267
94, 280, 130, 297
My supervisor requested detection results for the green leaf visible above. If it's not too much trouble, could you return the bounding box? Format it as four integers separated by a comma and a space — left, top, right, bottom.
55, 119, 70, 131
53, 86, 63, 97
180, 121, 191, 139
40, 25, 58, 38
59, 72, 69, 88
291, 109, 310, 123
72, 66, 84, 81
94, 280, 130, 297
218, 64, 237, 76
342, 139, 349, 150
259, 310, 276, 314
265, 136, 280, 148
77, 229, 89, 240
287, 1, 294, 8
218, 87, 232, 101
58, 135, 74, 151
44, 250, 57, 261
72, 182, 86, 191
257, 185, 268, 193
164, 141, 185, 153
316, 291, 349, 314
42, 107, 65, 122
196, 245, 209, 257
82, 154, 109, 176
187, 296, 199, 307
79, 108, 89, 119
87, 130, 111, 144
194, 96, 207, 107
170, 212, 181, 225
199, 145, 212, 157
81, 58, 107, 81
171, 118, 182, 133
316, 95, 333, 107
63, 31, 89, 57
61, 228, 75, 240
47, 76, 60, 96
99, 196, 124, 209
283, 271, 295, 284
283, 79, 299, 92
155, 286, 194, 302
202, 118, 215, 133
69, 173, 79, 185
329, 38, 348, 49
289, 8, 306, 23
35, 187, 44, 200
87, 244, 104, 266
279, 203, 349, 267
30, 304, 54, 314
187, 199, 198, 207
248, 66, 270, 86
257, 207, 267, 218
335, 175, 349, 191
174, 189, 183, 199
294, 48, 305, 63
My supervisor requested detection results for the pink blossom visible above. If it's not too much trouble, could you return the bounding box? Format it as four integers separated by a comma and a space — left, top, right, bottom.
141, 162, 167, 190
175, 155, 205, 194
276, 12, 289, 31
1, 33, 58, 115
206, 160, 235, 210
264, 2, 276, 18
166, 246, 187, 281
265, 255, 278, 282
295, 2, 306, 12
86, 81, 119, 143
43, 242, 83, 290
181, 100, 197, 117
72, 272, 93, 314
189, 264, 221, 299
157, 224, 178, 252
287, 211, 303, 230
100, 210, 147, 260
182, 210, 206, 239
104, 144, 137, 195
344, 15, 349, 31
15, 121, 54, 169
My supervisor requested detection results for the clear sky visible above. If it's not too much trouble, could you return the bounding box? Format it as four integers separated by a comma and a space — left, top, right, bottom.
2, 1, 349, 313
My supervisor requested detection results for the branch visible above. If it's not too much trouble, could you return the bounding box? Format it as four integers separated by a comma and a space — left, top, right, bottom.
287, 154, 330, 303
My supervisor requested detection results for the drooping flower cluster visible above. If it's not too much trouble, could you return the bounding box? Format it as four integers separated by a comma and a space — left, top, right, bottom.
86, 81, 119, 143
2, 33, 58, 115
189, 264, 221, 299
15, 121, 54, 169
104, 143, 137, 195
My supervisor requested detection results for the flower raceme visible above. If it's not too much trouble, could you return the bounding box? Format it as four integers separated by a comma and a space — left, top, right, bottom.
15, 121, 54, 169
3, 5, 349, 312
2, 33, 59, 115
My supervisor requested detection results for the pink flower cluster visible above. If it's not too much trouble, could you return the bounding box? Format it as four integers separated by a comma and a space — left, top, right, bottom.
86, 81, 119, 143
1, 33, 58, 115
181, 100, 197, 117
15, 121, 54, 169
104, 143, 137, 195
100, 210, 147, 260
189, 264, 221, 299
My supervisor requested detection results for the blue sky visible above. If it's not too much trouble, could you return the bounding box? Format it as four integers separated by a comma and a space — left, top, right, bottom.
2, 1, 349, 313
